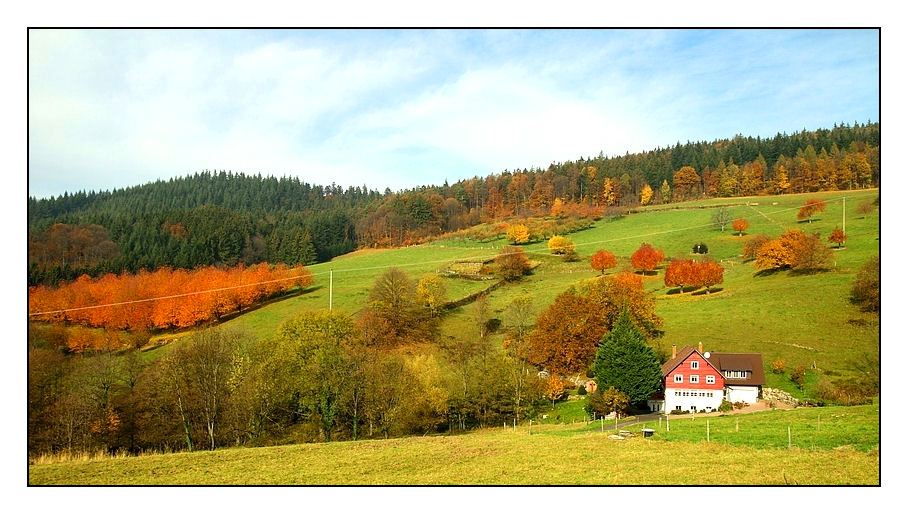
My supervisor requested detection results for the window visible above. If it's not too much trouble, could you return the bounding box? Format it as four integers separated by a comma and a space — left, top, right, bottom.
691, 361, 699, 370
706, 375, 715, 384
674, 374, 683, 383
724, 370, 748, 379
690, 375, 699, 384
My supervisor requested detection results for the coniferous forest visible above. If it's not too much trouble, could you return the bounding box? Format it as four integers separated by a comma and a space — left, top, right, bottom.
28, 122, 879, 286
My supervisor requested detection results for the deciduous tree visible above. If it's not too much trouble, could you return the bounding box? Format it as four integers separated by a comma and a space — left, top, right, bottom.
505, 224, 530, 244
416, 274, 448, 316
547, 235, 575, 255
732, 218, 749, 236
590, 249, 617, 275
664, 259, 700, 292
700, 260, 724, 293
544, 375, 567, 409
851, 256, 880, 313
630, 243, 664, 275
797, 199, 827, 223
712, 207, 732, 232
639, 184, 653, 206
742, 234, 771, 261
495, 245, 532, 281
828, 227, 847, 248
672, 166, 700, 201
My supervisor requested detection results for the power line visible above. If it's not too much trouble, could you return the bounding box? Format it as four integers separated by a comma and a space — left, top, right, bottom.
28, 192, 877, 317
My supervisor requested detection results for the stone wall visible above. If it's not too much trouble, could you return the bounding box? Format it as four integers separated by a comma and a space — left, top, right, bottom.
762, 387, 798, 406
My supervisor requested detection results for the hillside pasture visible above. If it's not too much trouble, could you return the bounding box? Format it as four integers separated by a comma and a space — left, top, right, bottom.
28, 404, 879, 485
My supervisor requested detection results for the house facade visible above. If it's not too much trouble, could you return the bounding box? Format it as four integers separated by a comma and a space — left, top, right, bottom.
648, 343, 764, 414
705, 352, 765, 405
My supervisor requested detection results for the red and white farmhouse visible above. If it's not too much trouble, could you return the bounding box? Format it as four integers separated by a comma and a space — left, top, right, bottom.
647, 343, 765, 414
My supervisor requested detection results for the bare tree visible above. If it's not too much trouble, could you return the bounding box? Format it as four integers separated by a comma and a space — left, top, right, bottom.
711, 207, 732, 232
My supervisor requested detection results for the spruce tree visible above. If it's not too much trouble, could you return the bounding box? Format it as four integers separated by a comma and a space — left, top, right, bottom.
592, 309, 662, 405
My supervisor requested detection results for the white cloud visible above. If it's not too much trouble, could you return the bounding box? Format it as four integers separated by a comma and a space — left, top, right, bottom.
27, 29, 879, 197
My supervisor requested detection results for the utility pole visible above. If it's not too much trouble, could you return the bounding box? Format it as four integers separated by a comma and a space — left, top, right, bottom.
329, 270, 333, 310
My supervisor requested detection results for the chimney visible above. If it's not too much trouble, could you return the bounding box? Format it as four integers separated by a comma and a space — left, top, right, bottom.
698, 342, 704, 354
671, 345, 677, 359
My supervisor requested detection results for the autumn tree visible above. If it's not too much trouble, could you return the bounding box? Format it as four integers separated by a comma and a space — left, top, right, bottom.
590, 249, 617, 275
828, 227, 847, 248
791, 231, 833, 271
591, 309, 662, 405
639, 183, 653, 206
660, 180, 671, 204
547, 235, 575, 255
586, 387, 630, 419
742, 234, 771, 261
495, 245, 532, 281
797, 199, 827, 223
160, 327, 244, 450
732, 218, 749, 236
851, 256, 880, 312
505, 224, 530, 244
754, 238, 793, 271
773, 162, 791, 194
856, 199, 877, 218
416, 274, 448, 316
712, 207, 732, 232
544, 375, 567, 409
550, 198, 565, 217
526, 288, 604, 375
602, 178, 618, 206
672, 166, 700, 201
698, 260, 724, 293
630, 243, 664, 275
502, 295, 536, 422
664, 259, 701, 292
755, 230, 832, 272
360, 268, 429, 346
526, 273, 662, 375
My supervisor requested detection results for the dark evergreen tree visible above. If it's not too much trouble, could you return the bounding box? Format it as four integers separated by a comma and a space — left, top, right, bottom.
591, 309, 662, 405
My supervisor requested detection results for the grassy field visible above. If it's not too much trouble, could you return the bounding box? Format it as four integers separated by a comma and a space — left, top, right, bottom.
29, 404, 879, 485
199, 189, 880, 394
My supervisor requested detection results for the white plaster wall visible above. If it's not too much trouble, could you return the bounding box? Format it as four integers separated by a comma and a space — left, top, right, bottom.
726, 386, 759, 404
664, 388, 723, 412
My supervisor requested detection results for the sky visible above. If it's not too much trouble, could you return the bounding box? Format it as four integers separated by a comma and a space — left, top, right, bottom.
28, 29, 879, 198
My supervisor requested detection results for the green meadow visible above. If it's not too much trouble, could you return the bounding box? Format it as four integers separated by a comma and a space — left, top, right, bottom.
29, 403, 878, 485
218, 189, 877, 380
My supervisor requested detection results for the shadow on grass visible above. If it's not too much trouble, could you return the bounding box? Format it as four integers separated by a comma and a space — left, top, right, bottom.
788, 268, 831, 277
691, 288, 724, 296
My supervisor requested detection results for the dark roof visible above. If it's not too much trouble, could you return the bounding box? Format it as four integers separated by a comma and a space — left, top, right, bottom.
661, 346, 697, 376
706, 353, 765, 386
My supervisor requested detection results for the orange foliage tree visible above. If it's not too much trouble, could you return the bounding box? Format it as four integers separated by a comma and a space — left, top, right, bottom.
732, 218, 749, 236
755, 229, 831, 272
829, 227, 847, 248
630, 243, 664, 275
700, 260, 724, 293
526, 272, 662, 375
664, 259, 700, 291
28, 263, 312, 331
590, 249, 617, 275
797, 199, 827, 223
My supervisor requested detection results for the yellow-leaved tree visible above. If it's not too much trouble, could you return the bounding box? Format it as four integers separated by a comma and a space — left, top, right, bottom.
550, 198, 564, 217
416, 274, 448, 317
505, 224, 530, 244
640, 183, 653, 206
547, 235, 575, 255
